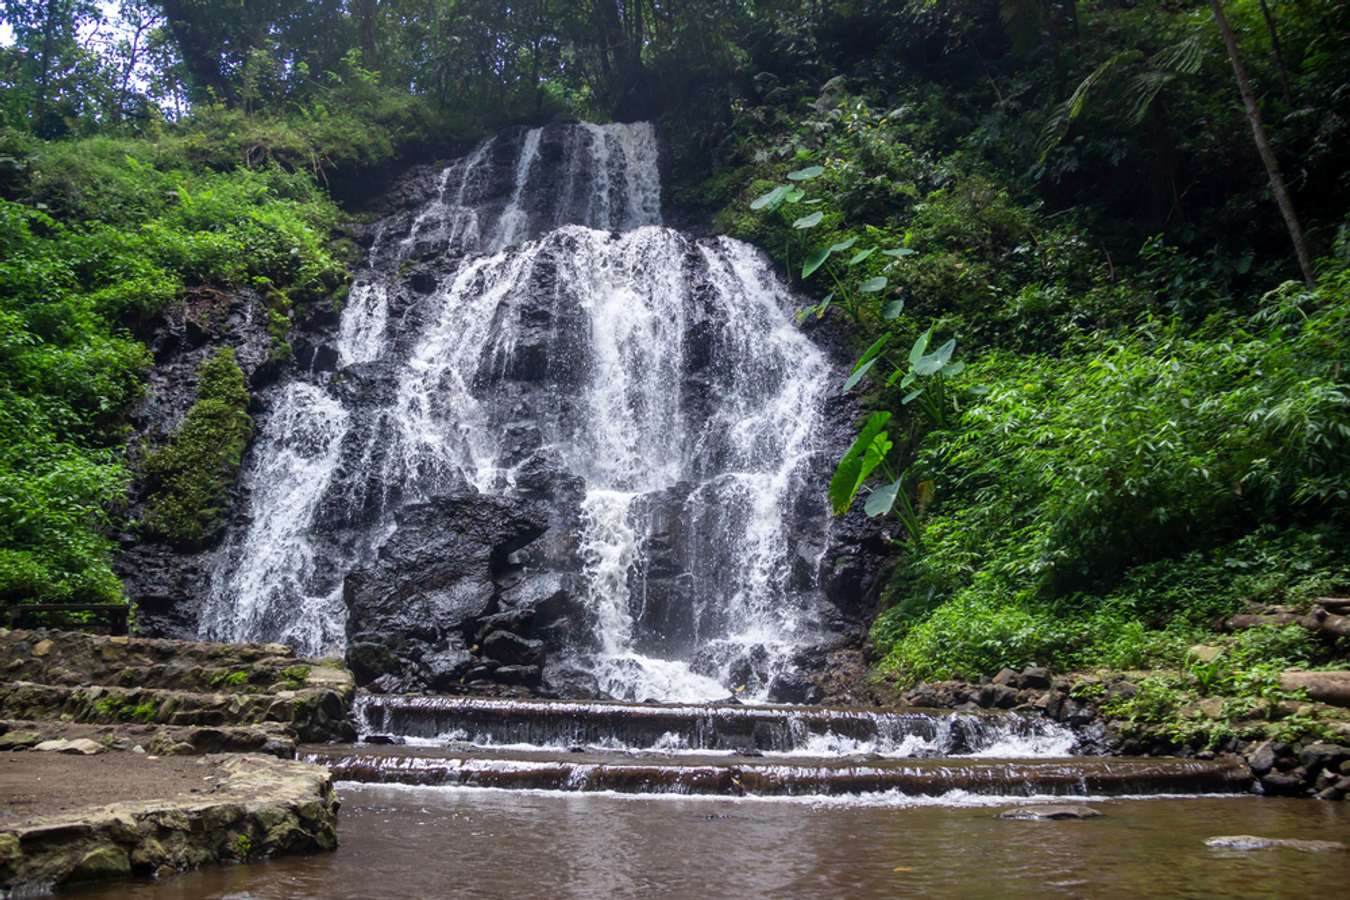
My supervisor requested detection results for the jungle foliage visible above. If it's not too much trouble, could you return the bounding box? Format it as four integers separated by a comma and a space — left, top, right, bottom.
708, 0, 1350, 696
0, 0, 1346, 719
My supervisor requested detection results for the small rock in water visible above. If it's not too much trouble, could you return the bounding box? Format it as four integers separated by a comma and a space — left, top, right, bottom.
998, 805, 1103, 821
363, 734, 400, 746
1205, 835, 1347, 852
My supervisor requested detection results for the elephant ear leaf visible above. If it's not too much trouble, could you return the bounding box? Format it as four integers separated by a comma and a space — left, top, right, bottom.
802, 246, 831, 278
828, 411, 893, 515
751, 185, 789, 210
841, 332, 891, 391
841, 356, 878, 392
864, 479, 901, 517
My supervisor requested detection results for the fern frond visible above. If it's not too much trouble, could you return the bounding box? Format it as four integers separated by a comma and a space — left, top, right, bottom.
1037, 51, 1141, 161
1151, 33, 1206, 75
1124, 71, 1175, 126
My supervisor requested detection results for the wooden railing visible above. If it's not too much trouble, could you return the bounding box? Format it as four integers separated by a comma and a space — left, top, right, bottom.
6, 604, 130, 636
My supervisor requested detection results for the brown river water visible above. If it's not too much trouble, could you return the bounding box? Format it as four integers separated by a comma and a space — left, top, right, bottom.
72, 785, 1350, 899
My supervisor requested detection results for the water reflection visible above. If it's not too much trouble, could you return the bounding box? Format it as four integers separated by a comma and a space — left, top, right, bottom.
71, 786, 1350, 899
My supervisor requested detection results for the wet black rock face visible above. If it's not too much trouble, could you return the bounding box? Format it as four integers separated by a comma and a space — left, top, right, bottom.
343, 491, 591, 692
115, 287, 277, 640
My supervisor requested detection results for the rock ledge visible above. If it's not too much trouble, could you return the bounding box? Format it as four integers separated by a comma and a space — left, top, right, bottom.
0, 753, 338, 893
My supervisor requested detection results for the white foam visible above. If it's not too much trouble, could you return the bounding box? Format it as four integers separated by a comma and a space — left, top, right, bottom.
337, 781, 1240, 810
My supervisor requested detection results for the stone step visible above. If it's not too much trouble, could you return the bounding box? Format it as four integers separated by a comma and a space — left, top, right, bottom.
0, 628, 332, 695
302, 744, 1253, 797
0, 718, 296, 757
354, 694, 1076, 757
0, 681, 354, 743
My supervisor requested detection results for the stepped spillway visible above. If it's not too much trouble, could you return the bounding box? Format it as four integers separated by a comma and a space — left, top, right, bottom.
304, 743, 1252, 798
296, 692, 1259, 802
353, 694, 1076, 757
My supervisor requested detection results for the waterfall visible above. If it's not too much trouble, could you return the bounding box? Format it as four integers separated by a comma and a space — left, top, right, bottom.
201, 122, 841, 703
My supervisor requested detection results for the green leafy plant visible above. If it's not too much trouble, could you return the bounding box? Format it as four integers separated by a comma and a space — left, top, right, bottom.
141, 348, 254, 548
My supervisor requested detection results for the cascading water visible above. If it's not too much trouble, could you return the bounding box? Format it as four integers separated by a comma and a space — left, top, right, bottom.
201, 122, 842, 702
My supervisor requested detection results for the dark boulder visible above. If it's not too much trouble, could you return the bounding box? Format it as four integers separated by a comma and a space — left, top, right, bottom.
343, 491, 547, 688
767, 672, 823, 705
1246, 740, 1278, 776
1298, 742, 1350, 776
1020, 667, 1052, 690
481, 630, 545, 667
493, 665, 543, 686
976, 684, 1019, 710
421, 635, 474, 689
1259, 771, 1306, 796
474, 609, 536, 643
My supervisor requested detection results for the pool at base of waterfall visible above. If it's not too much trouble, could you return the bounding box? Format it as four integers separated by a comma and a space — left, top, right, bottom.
70, 787, 1350, 899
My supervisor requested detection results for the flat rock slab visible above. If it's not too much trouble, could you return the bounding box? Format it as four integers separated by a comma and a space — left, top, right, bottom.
0, 752, 236, 825
32, 738, 104, 755
998, 805, 1103, 820
0, 752, 338, 892
1280, 671, 1350, 708
1205, 835, 1347, 852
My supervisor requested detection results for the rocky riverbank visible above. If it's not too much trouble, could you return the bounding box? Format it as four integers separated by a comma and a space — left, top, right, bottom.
0, 628, 358, 895
897, 665, 1350, 801
0, 752, 338, 893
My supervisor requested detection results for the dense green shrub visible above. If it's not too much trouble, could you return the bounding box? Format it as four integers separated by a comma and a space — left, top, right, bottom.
0, 201, 151, 604
141, 349, 254, 549
871, 271, 1350, 683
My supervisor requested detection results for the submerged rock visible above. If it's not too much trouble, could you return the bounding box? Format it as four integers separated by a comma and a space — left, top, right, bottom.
1204, 835, 1347, 852
998, 805, 1104, 821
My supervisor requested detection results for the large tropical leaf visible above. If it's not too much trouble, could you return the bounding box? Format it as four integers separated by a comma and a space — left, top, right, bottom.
751, 184, 789, 210
793, 211, 824, 229
828, 412, 892, 515
841, 356, 879, 392
802, 246, 831, 278
864, 479, 901, 517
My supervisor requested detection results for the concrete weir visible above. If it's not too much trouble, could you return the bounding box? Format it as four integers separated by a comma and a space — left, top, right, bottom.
354, 694, 1077, 756
304, 744, 1254, 798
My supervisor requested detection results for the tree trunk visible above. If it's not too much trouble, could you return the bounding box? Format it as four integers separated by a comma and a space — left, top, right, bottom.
1207, 0, 1314, 286
1256, 0, 1296, 106
32, 0, 62, 133
356, 0, 380, 69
